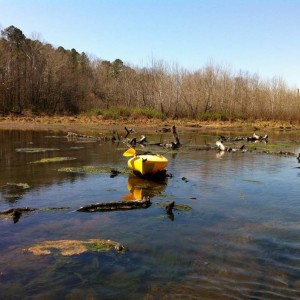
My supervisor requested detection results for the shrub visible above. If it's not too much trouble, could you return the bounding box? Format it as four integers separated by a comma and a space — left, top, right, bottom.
85, 106, 164, 120
197, 112, 229, 121
131, 107, 164, 119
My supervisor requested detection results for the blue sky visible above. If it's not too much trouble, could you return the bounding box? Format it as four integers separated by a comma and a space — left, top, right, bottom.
1, 0, 299, 88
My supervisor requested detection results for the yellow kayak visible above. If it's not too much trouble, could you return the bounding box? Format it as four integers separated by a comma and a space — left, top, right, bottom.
123, 148, 168, 175
128, 154, 168, 175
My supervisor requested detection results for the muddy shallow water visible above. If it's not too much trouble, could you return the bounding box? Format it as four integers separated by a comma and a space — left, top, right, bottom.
1, 128, 300, 299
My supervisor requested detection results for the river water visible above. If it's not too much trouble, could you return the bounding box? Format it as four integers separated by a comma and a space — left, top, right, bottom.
1, 127, 300, 299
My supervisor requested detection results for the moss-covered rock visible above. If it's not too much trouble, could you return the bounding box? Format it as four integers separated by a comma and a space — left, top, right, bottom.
26, 239, 125, 256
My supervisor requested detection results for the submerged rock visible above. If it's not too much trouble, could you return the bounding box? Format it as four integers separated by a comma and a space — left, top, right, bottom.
26, 239, 125, 256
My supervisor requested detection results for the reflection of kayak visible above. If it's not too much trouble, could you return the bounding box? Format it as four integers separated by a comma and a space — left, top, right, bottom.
123, 148, 168, 176
123, 174, 167, 201
124, 176, 143, 200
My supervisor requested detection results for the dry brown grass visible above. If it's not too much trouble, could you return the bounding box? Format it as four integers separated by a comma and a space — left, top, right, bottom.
0, 114, 298, 132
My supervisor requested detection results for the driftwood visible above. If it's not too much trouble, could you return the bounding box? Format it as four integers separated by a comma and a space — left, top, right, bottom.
165, 201, 175, 214
220, 133, 268, 143
0, 207, 70, 223
112, 130, 121, 142
0, 207, 37, 214
124, 127, 136, 138
67, 132, 110, 141
149, 125, 181, 150
216, 140, 246, 152
172, 125, 181, 147
68, 125, 181, 152
77, 197, 151, 212
138, 135, 147, 144
124, 125, 178, 149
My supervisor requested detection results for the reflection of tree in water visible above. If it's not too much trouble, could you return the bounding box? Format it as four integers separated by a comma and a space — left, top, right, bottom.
0, 183, 30, 203
0, 129, 125, 203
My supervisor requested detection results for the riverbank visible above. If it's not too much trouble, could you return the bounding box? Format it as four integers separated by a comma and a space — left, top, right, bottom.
0, 114, 297, 132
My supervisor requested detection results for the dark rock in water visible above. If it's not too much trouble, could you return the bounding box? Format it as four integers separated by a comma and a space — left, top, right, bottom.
110, 169, 121, 178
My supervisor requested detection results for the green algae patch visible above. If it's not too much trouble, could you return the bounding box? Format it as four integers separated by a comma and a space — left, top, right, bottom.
30, 157, 76, 164
16, 148, 60, 153
243, 179, 263, 184
1, 183, 30, 190
70, 146, 84, 150
247, 141, 292, 152
26, 239, 125, 256
174, 204, 192, 211
58, 165, 131, 175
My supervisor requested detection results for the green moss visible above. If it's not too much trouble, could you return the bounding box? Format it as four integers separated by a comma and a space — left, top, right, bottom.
26, 239, 125, 256
30, 157, 76, 164
2, 182, 30, 190
174, 204, 192, 211
243, 179, 263, 184
85, 239, 124, 252
57, 165, 131, 175
16, 148, 60, 153
85, 106, 164, 119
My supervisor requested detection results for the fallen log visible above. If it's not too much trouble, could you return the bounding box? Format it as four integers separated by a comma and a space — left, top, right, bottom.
0, 207, 38, 223
124, 126, 135, 138
220, 133, 269, 142
77, 197, 151, 212
0, 207, 37, 214
0, 207, 70, 223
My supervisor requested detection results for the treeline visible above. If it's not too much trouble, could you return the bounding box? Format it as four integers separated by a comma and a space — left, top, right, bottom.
0, 25, 299, 121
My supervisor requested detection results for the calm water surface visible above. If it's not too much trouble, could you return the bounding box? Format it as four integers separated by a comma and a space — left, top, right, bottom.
1, 128, 300, 299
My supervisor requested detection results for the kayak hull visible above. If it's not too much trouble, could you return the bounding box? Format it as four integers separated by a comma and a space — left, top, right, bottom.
127, 154, 168, 175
